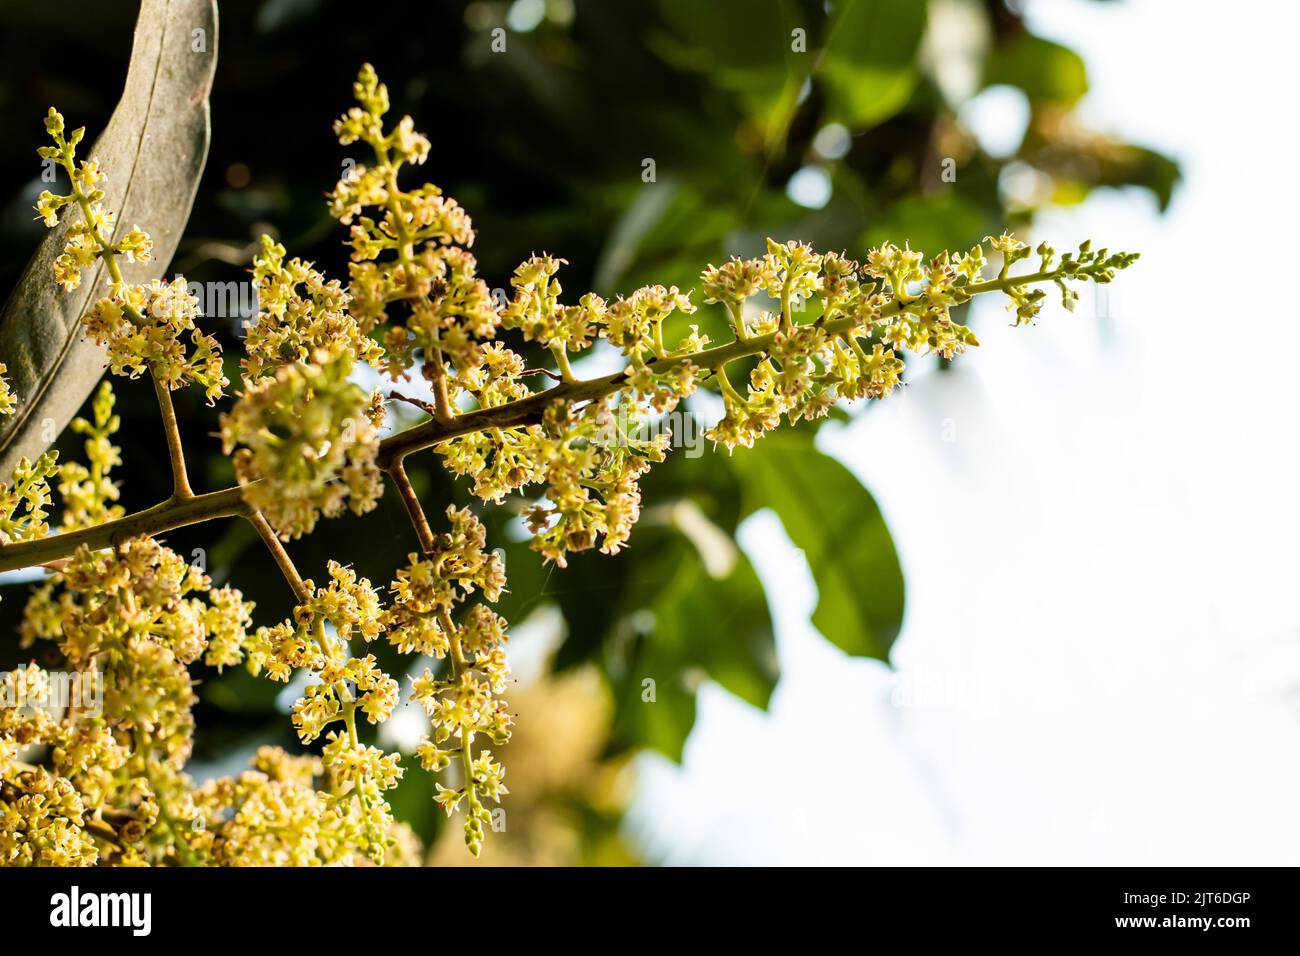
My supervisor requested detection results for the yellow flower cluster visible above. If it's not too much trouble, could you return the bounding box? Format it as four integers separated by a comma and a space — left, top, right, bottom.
190, 747, 358, 865
321, 66, 1135, 571
330, 64, 492, 383
0, 363, 14, 417
391, 506, 512, 856
0, 765, 99, 866
244, 234, 383, 381
9, 536, 264, 865
523, 400, 668, 566
220, 350, 385, 539
190, 746, 418, 866
0, 668, 85, 866
0, 361, 57, 546
36, 108, 226, 404
57, 381, 124, 532
81, 277, 227, 403
32, 539, 247, 760
9, 534, 422, 865
240, 561, 402, 862
438, 344, 539, 501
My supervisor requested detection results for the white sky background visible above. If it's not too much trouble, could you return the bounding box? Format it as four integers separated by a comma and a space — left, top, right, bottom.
627, 0, 1300, 865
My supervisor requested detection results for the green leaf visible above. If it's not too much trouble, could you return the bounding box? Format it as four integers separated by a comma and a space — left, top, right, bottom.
0, 0, 217, 476
819, 0, 928, 129
654, 0, 800, 96
863, 192, 995, 259
984, 32, 1088, 104
610, 635, 698, 762
652, 0, 806, 153
730, 429, 905, 660
607, 528, 777, 760
646, 535, 776, 710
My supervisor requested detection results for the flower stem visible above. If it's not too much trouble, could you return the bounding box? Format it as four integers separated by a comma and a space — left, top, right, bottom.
442, 608, 478, 806
151, 370, 193, 499
429, 348, 455, 423
386, 461, 436, 554
550, 344, 577, 383
0, 265, 1075, 573
245, 508, 309, 603
0, 487, 248, 572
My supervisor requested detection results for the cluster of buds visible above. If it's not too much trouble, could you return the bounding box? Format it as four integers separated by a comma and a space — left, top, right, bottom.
330, 63, 493, 384
37, 109, 226, 404
35, 109, 151, 290
244, 234, 383, 380
242, 561, 402, 862
57, 381, 124, 532
220, 350, 385, 539
390, 506, 512, 855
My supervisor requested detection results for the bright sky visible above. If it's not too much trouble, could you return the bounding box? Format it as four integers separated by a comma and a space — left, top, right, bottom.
629, 0, 1300, 865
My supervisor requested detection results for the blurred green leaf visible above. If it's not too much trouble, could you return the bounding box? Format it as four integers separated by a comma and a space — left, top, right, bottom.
864, 191, 993, 257
1116, 145, 1181, 212
985, 32, 1088, 104
593, 178, 683, 293
387, 760, 440, 845
610, 633, 698, 762
605, 528, 776, 760
731, 430, 905, 660
820, 0, 928, 129
652, 0, 805, 152
647, 532, 776, 710
654, 0, 795, 92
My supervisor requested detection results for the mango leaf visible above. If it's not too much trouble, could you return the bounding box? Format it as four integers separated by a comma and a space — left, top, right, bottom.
610, 633, 698, 762
0, 0, 217, 476
652, 0, 806, 152
730, 429, 905, 661
984, 32, 1088, 104
819, 0, 928, 129
652, 540, 776, 711
863, 192, 994, 259
607, 529, 776, 760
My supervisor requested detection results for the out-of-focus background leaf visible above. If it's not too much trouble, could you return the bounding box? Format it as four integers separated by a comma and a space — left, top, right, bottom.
732, 429, 904, 659
0, 0, 1178, 864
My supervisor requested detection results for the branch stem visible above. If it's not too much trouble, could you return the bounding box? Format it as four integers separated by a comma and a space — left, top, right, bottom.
0, 266, 1068, 574
0, 487, 248, 573
151, 371, 193, 499
386, 461, 436, 554
245, 509, 309, 602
